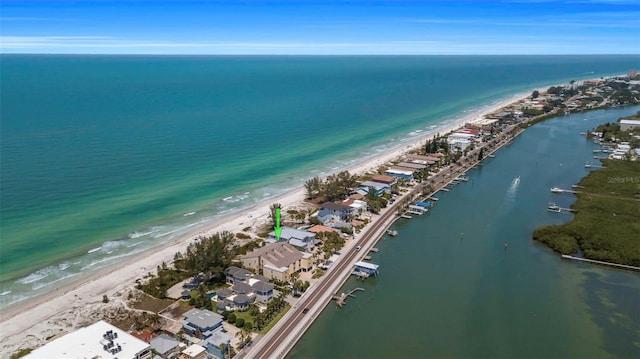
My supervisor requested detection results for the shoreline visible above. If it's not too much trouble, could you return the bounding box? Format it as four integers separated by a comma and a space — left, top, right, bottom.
7, 72, 631, 355
0, 90, 529, 355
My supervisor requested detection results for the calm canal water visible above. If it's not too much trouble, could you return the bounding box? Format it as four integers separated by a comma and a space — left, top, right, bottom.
288, 106, 640, 359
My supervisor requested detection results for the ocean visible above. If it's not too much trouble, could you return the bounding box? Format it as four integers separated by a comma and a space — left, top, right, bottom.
1, 55, 639, 307
288, 106, 640, 358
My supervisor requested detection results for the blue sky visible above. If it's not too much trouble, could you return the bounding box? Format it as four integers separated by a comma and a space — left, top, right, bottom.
1, 0, 638, 54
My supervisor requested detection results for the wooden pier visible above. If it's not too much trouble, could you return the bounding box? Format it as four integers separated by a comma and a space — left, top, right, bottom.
561, 255, 640, 271
332, 288, 365, 307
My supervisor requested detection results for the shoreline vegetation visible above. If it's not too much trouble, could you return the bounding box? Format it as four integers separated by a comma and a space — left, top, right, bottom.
4, 72, 640, 358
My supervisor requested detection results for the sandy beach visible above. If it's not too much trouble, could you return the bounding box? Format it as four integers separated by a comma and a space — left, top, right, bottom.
0, 91, 530, 356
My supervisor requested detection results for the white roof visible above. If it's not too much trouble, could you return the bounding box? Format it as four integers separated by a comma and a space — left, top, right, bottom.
25, 320, 150, 359
183, 344, 206, 357
448, 132, 476, 139
386, 169, 413, 176
354, 261, 379, 270
263, 263, 288, 272
620, 119, 640, 125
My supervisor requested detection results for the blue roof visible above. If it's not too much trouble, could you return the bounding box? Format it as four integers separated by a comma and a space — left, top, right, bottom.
415, 201, 431, 208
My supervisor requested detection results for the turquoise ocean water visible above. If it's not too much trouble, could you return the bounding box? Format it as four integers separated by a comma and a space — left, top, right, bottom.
1, 55, 639, 307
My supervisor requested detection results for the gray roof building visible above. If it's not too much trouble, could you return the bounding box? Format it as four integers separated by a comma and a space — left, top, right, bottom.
150, 334, 181, 357
251, 281, 274, 292
231, 282, 252, 294
238, 242, 304, 269
182, 309, 223, 332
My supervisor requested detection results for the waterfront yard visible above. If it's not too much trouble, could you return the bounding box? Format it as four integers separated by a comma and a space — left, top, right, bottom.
533, 159, 640, 266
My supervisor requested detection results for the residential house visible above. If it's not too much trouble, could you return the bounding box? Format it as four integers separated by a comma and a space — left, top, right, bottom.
218, 267, 275, 310
182, 344, 207, 359
181, 309, 230, 359
317, 202, 353, 225
396, 162, 427, 171
150, 334, 183, 359
25, 320, 152, 359
447, 132, 476, 150
238, 242, 313, 282
370, 174, 397, 185
359, 181, 390, 196
267, 226, 318, 250
404, 154, 437, 166
386, 165, 417, 180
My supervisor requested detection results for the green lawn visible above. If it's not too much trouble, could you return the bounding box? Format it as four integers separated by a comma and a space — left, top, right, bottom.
223, 304, 291, 334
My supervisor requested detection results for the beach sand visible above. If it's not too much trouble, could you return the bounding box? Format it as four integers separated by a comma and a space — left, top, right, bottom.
0, 92, 530, 356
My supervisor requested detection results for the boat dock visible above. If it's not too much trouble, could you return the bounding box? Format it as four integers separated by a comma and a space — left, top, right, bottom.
332, 287, 365, 307
551, 187, 578, 194
561, 255, 640, 271
400, 214, 412, 219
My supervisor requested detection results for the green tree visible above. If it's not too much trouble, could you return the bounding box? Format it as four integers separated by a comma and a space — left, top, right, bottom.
227, 313, 236, 324
304, 176, 322, 199
236, 317, 245, 328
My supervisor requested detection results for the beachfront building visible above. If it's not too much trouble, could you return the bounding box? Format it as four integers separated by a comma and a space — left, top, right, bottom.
359, 181, 390, 196
343, 198, 367, 216
150, 334, 183, 359
317, 202, 353, 224
217, 268, 275, 310
237, 242, 313, 282
447, 132, 476, 150
25, 320, 152, 359
405, 154, 438, 166
182, 344, 207, 359
371, 174, 397, 186
620, 119, 640, 131
396, 162, 428, 171
385, 166, 416, 180
181, 309, 231, 359
267, 226, 318, 250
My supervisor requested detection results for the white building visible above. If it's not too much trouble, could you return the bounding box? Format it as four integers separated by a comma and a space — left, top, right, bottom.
26, 320, 152, 359
447, 132, 475, 150
620, 119, 640, 131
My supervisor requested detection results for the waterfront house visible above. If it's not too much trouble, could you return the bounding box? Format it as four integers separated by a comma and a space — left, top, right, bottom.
396, 162, 428, 170
218, 267, 275, 309
267, 226, 318, 250
150, 334, 183, 359
405, 154, 437, 165
182, 344, 207, 359
385, 167, 414, 180
359, 181, 390, 196
25, 320, 152, 359
181, 309, 230, 359
225, 266, 253, 285
238, 242, 313, 282
182, 309, 224, 338
371, 174, 397, 185
317, 202, 353, 225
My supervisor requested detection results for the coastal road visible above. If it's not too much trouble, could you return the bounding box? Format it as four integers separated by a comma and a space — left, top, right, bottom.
245, 125, 521, 359
245, 194, 403, 359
